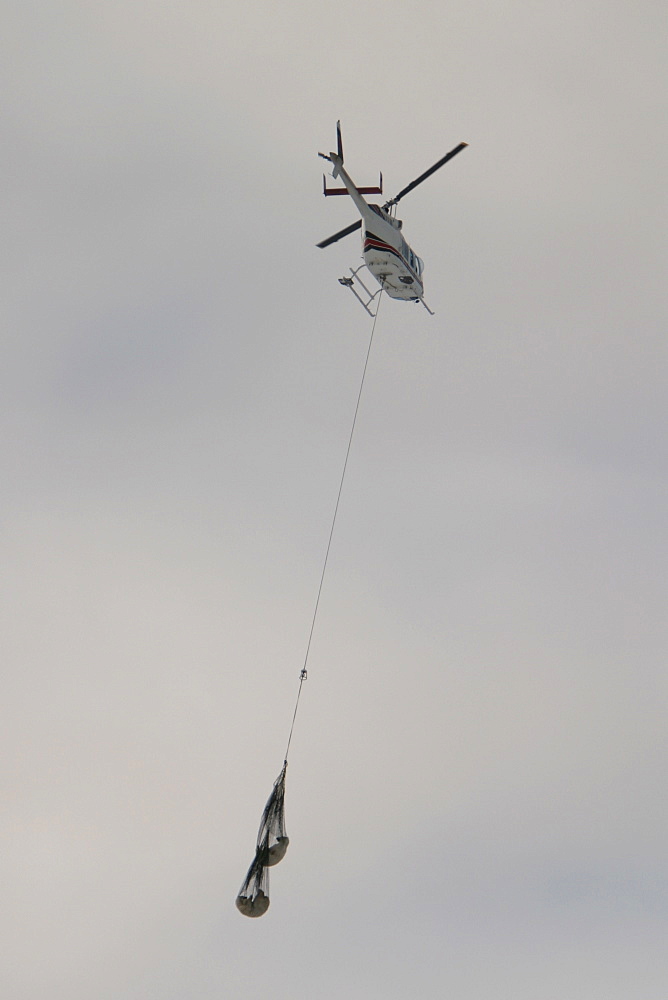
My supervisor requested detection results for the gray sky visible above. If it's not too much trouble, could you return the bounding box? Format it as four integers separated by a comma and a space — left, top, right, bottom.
3, 1, 667, 997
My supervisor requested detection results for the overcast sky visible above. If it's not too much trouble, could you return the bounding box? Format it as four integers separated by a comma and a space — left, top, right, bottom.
3, 1, 667, 997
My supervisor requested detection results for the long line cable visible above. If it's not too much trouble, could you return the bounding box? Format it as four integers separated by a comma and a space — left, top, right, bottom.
283, 290, 383, 763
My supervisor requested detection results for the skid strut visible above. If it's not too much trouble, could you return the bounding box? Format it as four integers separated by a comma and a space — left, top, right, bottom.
338, 265, 383, 317
338, 265, 434, 316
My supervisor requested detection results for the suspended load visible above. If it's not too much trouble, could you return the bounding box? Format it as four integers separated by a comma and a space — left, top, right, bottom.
236, 764, 289, 918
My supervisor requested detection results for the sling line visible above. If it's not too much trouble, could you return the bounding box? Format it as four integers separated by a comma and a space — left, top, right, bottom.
283, 289, 384, 764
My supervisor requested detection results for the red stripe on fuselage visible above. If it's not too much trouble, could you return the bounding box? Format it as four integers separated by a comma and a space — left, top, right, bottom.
363, 233, 421, 285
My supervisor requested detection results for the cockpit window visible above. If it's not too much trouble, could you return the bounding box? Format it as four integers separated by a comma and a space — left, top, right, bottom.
402, 244, 423, 277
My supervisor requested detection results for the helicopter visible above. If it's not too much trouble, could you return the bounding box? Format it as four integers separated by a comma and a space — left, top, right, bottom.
317, 122, 467, 316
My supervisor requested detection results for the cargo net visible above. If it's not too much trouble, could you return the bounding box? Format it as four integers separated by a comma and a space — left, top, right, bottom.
236, 764, 289, 918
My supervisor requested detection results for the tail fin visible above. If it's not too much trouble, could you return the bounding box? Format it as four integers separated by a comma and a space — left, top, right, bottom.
318, 120, 344, 176
336, 120, 343, 163
318, 120, 382, 195
330, 121, 344, 178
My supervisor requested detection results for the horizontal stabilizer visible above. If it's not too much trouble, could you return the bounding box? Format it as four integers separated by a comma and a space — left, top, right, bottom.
323, 172, 383, 197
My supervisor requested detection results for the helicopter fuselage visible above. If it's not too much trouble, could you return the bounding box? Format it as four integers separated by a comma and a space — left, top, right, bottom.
329, 154, 425, 302
363, 206, 424, 302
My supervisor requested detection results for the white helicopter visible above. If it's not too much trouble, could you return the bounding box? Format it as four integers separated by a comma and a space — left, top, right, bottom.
317, 122, 467, 315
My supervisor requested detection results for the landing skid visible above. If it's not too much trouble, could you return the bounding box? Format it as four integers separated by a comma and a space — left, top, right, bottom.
337, 265, 434, 316
338, 265, 382, 317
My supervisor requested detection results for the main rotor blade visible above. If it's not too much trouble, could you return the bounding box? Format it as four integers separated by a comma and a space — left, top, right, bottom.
316, 219, 361, 249
385, 141, 468, 207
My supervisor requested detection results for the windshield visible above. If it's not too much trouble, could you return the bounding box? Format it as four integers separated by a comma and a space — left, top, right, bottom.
402, 241, 424, 277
